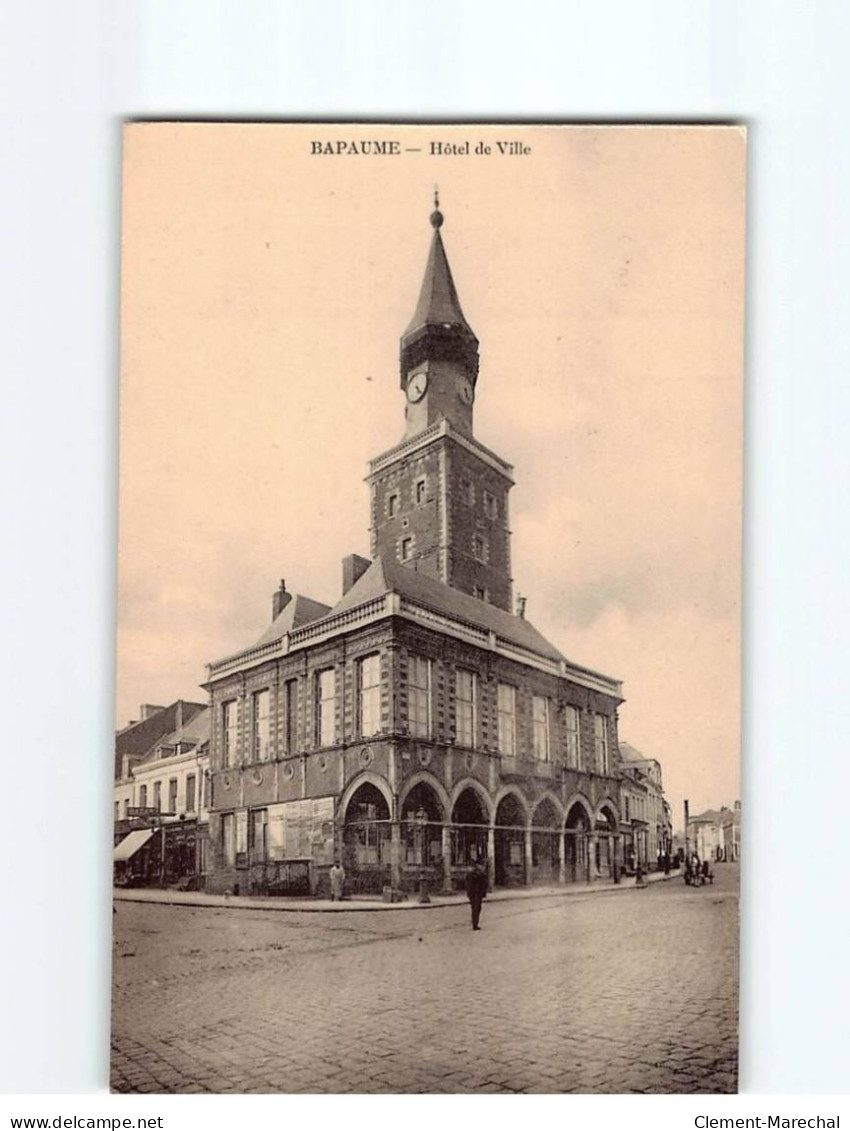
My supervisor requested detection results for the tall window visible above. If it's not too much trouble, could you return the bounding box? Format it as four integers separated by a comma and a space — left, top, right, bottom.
317, 669, 336, 746
400, 537, 413, 561
186, 774, 196, 812
594, 714, 610, 774
472, 533, 487, 562
565, 705, 580, 768
415, 477, 427, 505
359, 654, 382, 737
114, 801, 119, 822
483, 490, 498, 519
497, 683, 517, 756
222, 700, 238, 768
388, 492, 399, 517
221, 813, 235, 867
284, 679, 297, 755
138, 785, 147, 809
532, 696, 550, 761
153, 781, 162, 812
252, 689, 270, 761
455, 670, 476, 748
168, 778, 178, 814
123, 799, 130, 819
248, 808, 268, 860
408, 656, 431, 738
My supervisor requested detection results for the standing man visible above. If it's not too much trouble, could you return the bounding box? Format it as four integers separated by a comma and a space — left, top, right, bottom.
329, 859, 346, 902
465, 861, 488, 931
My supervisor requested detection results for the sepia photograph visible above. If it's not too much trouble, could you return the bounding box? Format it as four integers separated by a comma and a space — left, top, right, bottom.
111, 122, 745, 1095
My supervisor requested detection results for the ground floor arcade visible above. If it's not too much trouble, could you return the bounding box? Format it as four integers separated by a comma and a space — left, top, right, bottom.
340, 772, 623, 895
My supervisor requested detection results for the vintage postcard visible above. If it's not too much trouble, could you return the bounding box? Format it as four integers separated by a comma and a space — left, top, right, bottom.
112, 123, 745, 1094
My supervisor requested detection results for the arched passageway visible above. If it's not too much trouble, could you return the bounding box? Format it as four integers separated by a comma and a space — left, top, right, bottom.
531, 799, 562, 885
343, 782, 391, 894
494, 793, 527, 887
400, 780, 445, 876
565, 801, 591, 883
450, 787, 489, 870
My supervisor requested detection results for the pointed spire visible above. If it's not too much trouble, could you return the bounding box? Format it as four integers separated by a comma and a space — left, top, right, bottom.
400, 195, 479, 383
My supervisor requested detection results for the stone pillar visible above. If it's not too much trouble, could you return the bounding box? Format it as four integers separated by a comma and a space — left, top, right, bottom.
587, 833, 598, 883
558, 830, 566, 885
487, 826, 496, 890
441, 824, 453, 893
390, 820, 402, 891
524, 827, 533, 886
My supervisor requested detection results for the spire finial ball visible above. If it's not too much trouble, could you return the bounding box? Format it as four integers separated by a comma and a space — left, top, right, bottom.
430, 209, 444, 229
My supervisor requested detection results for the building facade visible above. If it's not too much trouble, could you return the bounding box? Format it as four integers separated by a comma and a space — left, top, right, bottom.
619, 741, 673, 869
204, 201, 627, 897
113, 706, 211, 887
688, 802, 740, 863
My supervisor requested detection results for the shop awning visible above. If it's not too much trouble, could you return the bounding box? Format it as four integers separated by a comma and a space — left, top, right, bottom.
113, 829, 155, 862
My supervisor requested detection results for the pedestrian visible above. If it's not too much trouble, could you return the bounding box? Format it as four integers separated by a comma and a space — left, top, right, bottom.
465, 861, 488, 931
329, 859, 345, 902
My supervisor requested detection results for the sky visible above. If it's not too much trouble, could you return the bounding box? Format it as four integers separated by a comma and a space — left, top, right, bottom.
118, 123, 745, 825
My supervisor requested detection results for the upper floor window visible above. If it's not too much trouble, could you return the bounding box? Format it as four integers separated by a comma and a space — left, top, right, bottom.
167, 778, 178, 814
497, 683, 517, 756
460, 479, 474, 506
473, 585, 489, 602
532, 696, 550, 761
284, 679, 297, 755
565, 705, 580, 768
114, 801, 119, 822
359, 654, 382, 737
222, 700, 238, 768
624, 795, 631, 822
186, 773, 196, 813
316, 669, 336, 747
483, 490, 498, 520
407, 655, 431, 738
400, 537, 413, 562
252, 688, 270, 762
455, 669, 476, 748
594, 714, 610, 775
123, 799, 130, 819
415, 477, 427, 505
472, 533, 488, 562
138, 785, 147, 809
153, 780, 162, 812
388, 492, 399, 517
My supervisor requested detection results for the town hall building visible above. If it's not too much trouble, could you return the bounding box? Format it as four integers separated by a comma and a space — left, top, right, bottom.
203, 199, 626, 897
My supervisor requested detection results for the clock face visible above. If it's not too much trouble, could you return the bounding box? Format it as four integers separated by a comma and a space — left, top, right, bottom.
407, 371, 428, 403
458, 376, 474, 405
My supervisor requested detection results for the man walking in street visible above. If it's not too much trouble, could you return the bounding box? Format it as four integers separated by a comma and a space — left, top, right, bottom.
465, 861, 488, 931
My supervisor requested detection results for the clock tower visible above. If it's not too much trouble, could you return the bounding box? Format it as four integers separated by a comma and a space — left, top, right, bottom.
367, 198, 515, 612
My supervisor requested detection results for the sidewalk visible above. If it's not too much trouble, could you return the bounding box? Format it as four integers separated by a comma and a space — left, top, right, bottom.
114, 869, 678, 914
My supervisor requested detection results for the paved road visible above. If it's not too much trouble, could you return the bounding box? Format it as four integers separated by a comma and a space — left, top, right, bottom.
111, 865, 738, 1094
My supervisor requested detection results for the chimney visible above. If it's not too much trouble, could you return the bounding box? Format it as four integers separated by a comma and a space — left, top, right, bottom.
516, 594, 527, 619
342, 554, 371, 596
272, 579, 292, 619
139, 704, 166, 721
175, 700, 184, 733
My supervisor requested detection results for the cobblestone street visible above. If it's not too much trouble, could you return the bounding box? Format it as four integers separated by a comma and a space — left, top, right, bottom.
111, 865, 738, 1094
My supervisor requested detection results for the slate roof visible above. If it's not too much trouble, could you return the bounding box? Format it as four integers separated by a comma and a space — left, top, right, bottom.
329, 555, 568, 664
137, 707, 211, 766
114, 700, 206, 780
253, 594, 333, 646
403, 226, 477, 343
